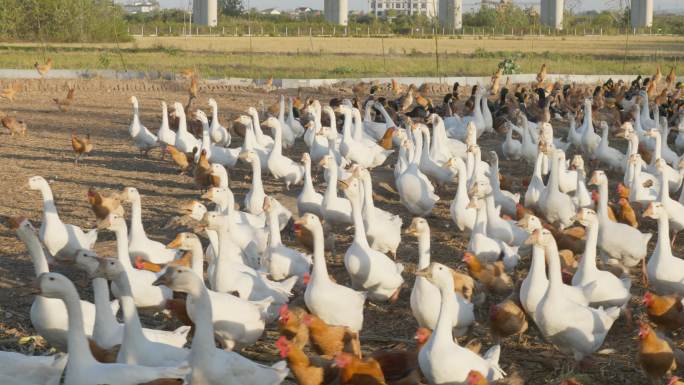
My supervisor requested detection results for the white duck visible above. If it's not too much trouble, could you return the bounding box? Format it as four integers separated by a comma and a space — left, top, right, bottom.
35, 272, 189, 385
655, 158, 684, 238
407, 218, 474, 336
396, 128, 439, 216
119, 187, 178, 265
524, 151, 546, 209
450, 157, 476, 233
566, 112, 583, 149
595, 121, 625, 171
418, 124, 457, 186
570, 155, 592, 209
208, 98, 230, 147
165, 233, 270, 349
416, 262, 505, 383
644, 202, 684, 295
338, 105, 393, 169
263, 196, 311, 283
152, 267, 289, 385
128, 96, 158, 157
340, 175, 404, 302
94, 258, 189, 367
358, 168, 402, 258
502, 121, 522, 161
299, 213, 366, 332
234, 115, 270, 166
297, 152, 324, 217
239, 150, 292, 229
538, 150, 576, 229
0, 351, 66, 385
171, 101, 200, 154
467, 197, 503, 263
429, 114, 467, 163
247, 106, 275, 150
28, 176, 97, 261
580, 101, 601, 159
287, 97, 305, 138
531, 229, 621, 362
195, 110, 239, 168
627, 154, 659, 205
100, 213, 171, 308
319, 153, 353, 226
571, 209, 631, 308
589, 170, 651, 267
487, 151, 519, 217
275, 95, 295, 148
157, 101, 176, 156
263, 117, 304, 189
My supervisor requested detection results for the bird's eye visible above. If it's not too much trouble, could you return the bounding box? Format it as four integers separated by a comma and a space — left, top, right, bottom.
177, 269, 182, 273
49, 277, 54, 281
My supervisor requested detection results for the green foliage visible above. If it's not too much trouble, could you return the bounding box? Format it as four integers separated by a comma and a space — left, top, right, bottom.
498, 58, 520, 75
0, 0, 130, 42
97, 51, 110, 68
219, 0, 244, 17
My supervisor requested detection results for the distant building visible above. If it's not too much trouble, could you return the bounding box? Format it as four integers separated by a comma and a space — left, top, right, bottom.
324, 0, 349, 26
261, 8, 282, 16
370, 0, 436, 18
293, 7, 313, 14
439, 0, 462, 29
540, 0, 564, 30
122, 0, 160, 14
193, 0, 218, 27
631, 0, 653, 28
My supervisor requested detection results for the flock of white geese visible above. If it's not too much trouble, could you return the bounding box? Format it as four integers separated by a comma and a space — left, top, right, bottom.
4, 77, 684, 385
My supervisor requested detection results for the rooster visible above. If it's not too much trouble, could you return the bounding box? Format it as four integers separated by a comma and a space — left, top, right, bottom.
638, 322, 676, 383
35, 58, 53, 77
0, 112, 27, 136
54, 84, 75, 111
71, 130, 93, 165
1, 83, 21, 101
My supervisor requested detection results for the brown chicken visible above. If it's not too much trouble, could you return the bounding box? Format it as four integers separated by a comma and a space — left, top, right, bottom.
670, 376, 684, 385
303, 313, 361, 358
35, 58, 53, 77
591, 190, 616, 221
278, 304, 310, 350
643, 292, 684, 332
655, 89, 669, 106
466, 369, 525, 385
189, 75, 199, 101
71, 131, 93, 164
1, 83, 21, 101
617, 197, 639, 228
666, 66, 677, 89
334, 352, 387, 385
276, 336, 338, 385
536, 63, 547, 85
166, 145, 191, 174
88, 338, 120, 363
194, 149, 212, 191
616, 183, 630, 200
0, 113, 27, 136
54, 84, 75, 111
415, 94, 431, 109
180, 68, 195, 79
489, 294, 528, 342
378, 127, 396, 150
462, 252, 513, 296
164, 298, 193, 326
367, 328, 432, 385
87, 188, 123, 220
653, 65, 663, 84
638, 322, 676, 382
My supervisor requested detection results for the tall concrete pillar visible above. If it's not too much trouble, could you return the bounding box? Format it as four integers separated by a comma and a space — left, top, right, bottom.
439, 0, 462, 29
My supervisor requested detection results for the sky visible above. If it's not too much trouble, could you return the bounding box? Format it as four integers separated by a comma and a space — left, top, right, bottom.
147, 0, 684, 12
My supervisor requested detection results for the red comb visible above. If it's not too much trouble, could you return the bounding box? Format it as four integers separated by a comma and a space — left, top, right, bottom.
303, 272, 311, 285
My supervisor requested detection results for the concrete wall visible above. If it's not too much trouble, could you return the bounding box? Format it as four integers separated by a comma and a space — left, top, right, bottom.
439, 0, 462, 30
193, 0, 218, 27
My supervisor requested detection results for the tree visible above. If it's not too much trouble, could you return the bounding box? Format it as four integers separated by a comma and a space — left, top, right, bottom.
219, 0, 244, 17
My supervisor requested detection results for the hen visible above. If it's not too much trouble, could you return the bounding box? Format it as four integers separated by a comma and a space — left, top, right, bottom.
304, 313, 361, 358
463, 252, 513, 296
0, 113, 27, 136
35, 57, 53, 77
87, 187, 123, 220
278, 305, 310, 350
643, 292, 684, 331
276, 336, 338, 385
54, 84, 75, 112
334, 352, 387, 385
489, 293, 528, 342
71, 131, 93, 165
638, 322, 676, 382
0, 83, 21, 101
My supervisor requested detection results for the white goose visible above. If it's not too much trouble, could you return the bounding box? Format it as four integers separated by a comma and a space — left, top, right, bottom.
338, 105, 393, 169
28, 176, 97, 261
487, 151, 519, 217
171, 101, 200, 154
263, 196, 311, 284
157, 101, 176, 156
429, 113, 467, 163
340, 175, 404, 302
166, 232, 270, 349
644, 202, 684, 295
152, 267, 289, 385
239, 150, 292, 230
0, 351, 66, 385
319, 152, 353, 226
247, 106, 275, 150
538, 150, 576, 229
263, 117, 304, 189
524, 151, 546, 209
94, 258, 189, 367
418, 124, 457, 186
287, 97, 305, 138
502, 121, 522, 161
297, 152, 324, 217
100, 213, 171, 308
397, 127, 439, 216
234, 115, 270, 166
35, 272, 189, 385
120, 187, 178, 265
276, 95, 295, 149
450, 156, 476, 232
416, 262, 505, 383
595, 121, 625, 171
407, 218, 474, 336
128, 96, 158, 157
655, 158, 684, 239
570, 155, 592, 209
531, 229, 620, 363
208, 98, 231, 147
299, 213, 366, 332
580, 100, 601, 159
195, 110, 239, 168
359, 168, 402, 257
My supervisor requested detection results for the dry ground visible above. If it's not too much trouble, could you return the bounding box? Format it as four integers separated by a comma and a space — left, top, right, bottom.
0, 78, 678, 384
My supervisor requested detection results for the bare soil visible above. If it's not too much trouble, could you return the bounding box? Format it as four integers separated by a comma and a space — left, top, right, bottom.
0, 78, 675, 385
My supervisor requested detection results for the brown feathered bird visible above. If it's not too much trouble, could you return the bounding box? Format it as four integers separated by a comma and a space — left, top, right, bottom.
638, 322, 676, 383
536, 63, 547, 85
35, 58, 53, 77
166, 145, 191, 174
617, 197, 639, 228
334, 352, 387, 385
489, 294, 528, 342
643, 292, 684, 332
180, 68, 195, 79
0, 112, 27, 136
1, 83, 21, 101
189, 75, 199, 101
666, 66, 677, 89
71, 131, 93, 165
54, 84, 75, 111
194, 149, 212, 190
87, 188, 123, 220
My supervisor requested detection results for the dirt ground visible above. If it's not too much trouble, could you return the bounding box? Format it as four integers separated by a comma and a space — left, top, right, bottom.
0, 78, 675, 385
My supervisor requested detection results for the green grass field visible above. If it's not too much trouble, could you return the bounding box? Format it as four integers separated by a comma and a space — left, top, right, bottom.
0, 35, 680, 79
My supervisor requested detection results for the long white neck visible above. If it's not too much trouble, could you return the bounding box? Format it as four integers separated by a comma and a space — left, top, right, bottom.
266, 209, 282, 247
658, 169, 670, 202
18, 227, 50, 276
656, 212, 673, 258
348, 189, 369, 248
597, 181, 609, 220
201, 119, 211, 149
411, 129, 423, 165
416, 228, 431, 270
324, 162, 339, 200
187, 239, 205, 277
548, 154, 560, 192
433, 280, 456, 348
161, 104, 169, 130
352, 109, 364, 141
129, 195, 146, 239
92, 278, 118, 338
454, 160, 467, 200
38, 184, 59, 223
177, 109, 188, 135
187, 279, 214, 361
131, 102, 141, 135
211, 103, 219, 127
272, 123, 283, 157
63, 286, 97, 365
578, 218, 599, 275
251, 112, 266, 139
529, 244, 547, 285
249, 158, 264, 196
341, 110, 353, 140
651, 132, 662, 164
421, 130, 431, 160
114, 272, 147, 356
473, 203, 487, 235
113, 226, 134, 271
303, 159, 315, 193
279, 97, 285, 121
361, 175, 375, 217
310, 223, 330, 283
544, 238, 563, 297
216, 221, 243, 265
